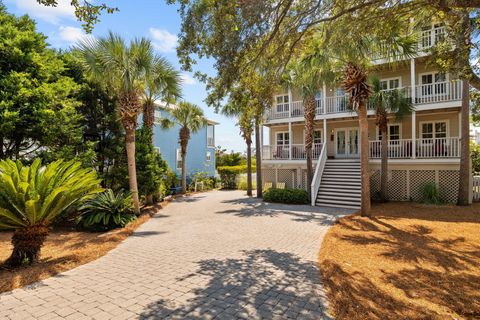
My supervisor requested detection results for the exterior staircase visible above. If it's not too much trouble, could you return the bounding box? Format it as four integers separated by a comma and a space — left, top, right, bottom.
315, 159, 361, 209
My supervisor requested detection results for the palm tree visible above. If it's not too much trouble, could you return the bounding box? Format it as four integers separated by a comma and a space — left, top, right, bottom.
77, 32, 155, 214
286, 51, 334, 199
0, 159, 102, 266
142, 56, 182, 143
162, 102, 207, 193
369, 77, 413, 202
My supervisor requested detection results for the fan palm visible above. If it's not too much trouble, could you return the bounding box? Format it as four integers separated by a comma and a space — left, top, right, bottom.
76, 32, 155, 214
369, 76, 414, 202
0, 159, 103, 266
142, 56, 182, 142
160, 102, 207, 193
286, 49, 334, 199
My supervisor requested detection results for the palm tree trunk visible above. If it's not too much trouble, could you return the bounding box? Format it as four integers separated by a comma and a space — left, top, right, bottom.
246, 139, 252, 196
255, 121, 263, 198
358, 102, 371, 216
380, 125, 388, 202
5, 226, 49, 267
458, 79, 470, 205
181, 151, 187, 193
304, 96, 316, 200
125, 129, 140, 214
143, 102, 155, 144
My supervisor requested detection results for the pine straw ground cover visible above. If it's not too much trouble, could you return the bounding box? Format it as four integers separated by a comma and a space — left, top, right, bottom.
319, 202, 480, 320
0, 203, 167, 293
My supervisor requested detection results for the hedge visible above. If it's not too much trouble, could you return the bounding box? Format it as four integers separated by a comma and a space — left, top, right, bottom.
263, 188, 309, 204
217, 165, 256, 189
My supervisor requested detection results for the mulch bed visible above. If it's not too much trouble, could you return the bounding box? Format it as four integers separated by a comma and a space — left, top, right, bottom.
319, 202, 480, 320
0, 202, 167, 294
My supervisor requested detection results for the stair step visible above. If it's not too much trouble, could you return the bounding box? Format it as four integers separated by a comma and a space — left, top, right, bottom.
323, 173, 361, 178
316, 198, 361, 207
322, 178, 361, 183
320, 185, 361, 191
318, 190, 361, 198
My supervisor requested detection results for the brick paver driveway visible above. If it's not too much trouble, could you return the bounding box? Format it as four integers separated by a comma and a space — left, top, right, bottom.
0, 190, 352, 320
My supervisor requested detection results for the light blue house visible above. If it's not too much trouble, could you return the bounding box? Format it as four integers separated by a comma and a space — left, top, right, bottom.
152, 107, 218, 182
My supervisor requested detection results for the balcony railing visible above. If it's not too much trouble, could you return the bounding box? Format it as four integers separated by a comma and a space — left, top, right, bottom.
369, 137, 460, 159
262, 143, 323, 160
266, 80, 462, 121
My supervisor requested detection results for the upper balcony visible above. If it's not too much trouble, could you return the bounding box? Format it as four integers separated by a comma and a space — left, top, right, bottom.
266, 79, 463, 123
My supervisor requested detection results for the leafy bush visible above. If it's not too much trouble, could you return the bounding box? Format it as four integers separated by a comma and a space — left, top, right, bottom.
0, 159, 103, 266
188, 172, 218, 191
217, 165, 255, 189
263, 188, 309, 204
237, 174, 256, 190
421, 182, 441, 205
77, 189, 136, 231
471, 142, 480, 174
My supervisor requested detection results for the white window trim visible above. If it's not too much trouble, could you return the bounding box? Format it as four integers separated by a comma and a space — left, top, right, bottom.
302, 129, 323, 144
206, 151, 212, 162
154, 147, 161, 154
419, 119, 450, 141
418, 71, 449, 85
376, 123, 403, 140
379, 77, 402, 90
275, 131, 290, 146
207, 125, 215, 147
274, 94, 289, 113
176, 148, 182, 170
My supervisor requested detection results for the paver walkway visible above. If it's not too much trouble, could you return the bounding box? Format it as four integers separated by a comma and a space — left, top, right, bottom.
0, 190, 353, 320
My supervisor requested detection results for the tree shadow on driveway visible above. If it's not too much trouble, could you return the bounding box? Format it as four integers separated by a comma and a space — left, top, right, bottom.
139, 249, 331, 319
216, 196, 353, 226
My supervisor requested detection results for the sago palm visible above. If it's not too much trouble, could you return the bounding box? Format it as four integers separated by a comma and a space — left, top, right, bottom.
160, 102, 207, 193
77, 32, 155, 214
369, 76, 413, 202
0, 159, 103, 266
142, 56, 182, 143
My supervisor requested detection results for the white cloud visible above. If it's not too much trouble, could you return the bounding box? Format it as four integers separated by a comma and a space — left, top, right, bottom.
12, 0, 75, 24
59, 26, 95, 44
180, 73, 197, 85
149, 28, 178, 53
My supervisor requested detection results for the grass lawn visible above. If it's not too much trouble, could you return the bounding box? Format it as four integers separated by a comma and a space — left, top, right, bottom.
319, 202, 480, 320
0, 203, 164, 294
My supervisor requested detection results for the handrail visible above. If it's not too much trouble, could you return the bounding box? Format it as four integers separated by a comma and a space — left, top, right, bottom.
310, 143, 327, 206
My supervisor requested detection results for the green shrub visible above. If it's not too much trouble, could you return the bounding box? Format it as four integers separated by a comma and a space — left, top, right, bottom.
188, 172, 218, 191
237, 174, 256, 190
217, 165, 255, 189
263, 188, 309, 204
77, 189, 136, 231
421, 182, 441, 205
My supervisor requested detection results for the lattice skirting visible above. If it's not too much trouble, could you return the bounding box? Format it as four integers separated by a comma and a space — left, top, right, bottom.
370, 169, 459, 203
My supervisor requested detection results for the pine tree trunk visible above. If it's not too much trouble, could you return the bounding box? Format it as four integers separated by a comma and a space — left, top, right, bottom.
246, 139, 252, 196
255, 122, 263, 198
304, 96, 316, 200
358, 102, 371, 216
5, 226, 49, 267
458, 79, 470, 205
126, 129, 140, 214
380, 125, 389, 202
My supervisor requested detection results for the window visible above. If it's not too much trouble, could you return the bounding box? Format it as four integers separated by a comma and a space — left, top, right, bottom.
154, 147, 160, 154
176, 149, 182, 170
275, 95, 289, 113
206, 151, 211, 161
380, 77, 401, 91
378, 124, 401, 141
421, 121, 448, 140
154, 110, 162, 123
420, 23, 445, 49
420, 72, 447, 95
276, 132, 290, 145
314, 130, 322, 144
207, 125, 215, 147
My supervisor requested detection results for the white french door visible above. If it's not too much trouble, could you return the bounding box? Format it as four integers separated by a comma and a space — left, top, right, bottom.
335, 128, 359, 158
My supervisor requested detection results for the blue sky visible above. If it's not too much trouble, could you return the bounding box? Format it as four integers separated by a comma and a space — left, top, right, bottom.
4, 0, 246, 152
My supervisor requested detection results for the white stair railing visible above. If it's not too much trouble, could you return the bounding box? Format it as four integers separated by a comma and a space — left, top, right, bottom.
310, 143, 327, 206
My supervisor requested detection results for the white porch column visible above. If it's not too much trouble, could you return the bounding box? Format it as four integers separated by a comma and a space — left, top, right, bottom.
288, 86, 293, 118
288, 122, 292, 160
410, 58, 416, 159
323, 118, 327, 149
322, 83, 327, 114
